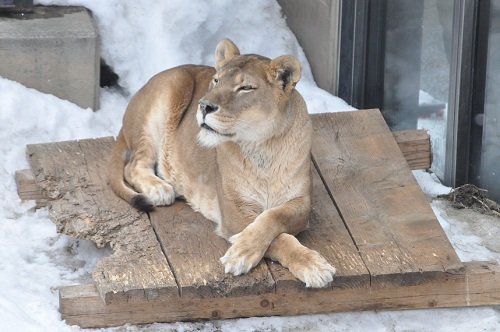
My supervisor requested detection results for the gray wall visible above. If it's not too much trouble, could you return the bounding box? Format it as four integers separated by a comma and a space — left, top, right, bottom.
278, 0, 341, 94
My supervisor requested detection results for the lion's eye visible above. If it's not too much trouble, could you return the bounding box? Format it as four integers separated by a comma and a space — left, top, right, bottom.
238, 85, 256, 92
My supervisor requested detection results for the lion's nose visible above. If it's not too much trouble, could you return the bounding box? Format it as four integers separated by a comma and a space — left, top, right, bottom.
199, 100, 219, 117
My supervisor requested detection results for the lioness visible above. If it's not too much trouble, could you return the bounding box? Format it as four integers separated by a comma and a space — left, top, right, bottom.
109, 39, 336, 287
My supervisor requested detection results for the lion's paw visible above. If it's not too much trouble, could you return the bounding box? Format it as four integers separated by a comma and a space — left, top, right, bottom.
220, 232, 268, 276
144, 181, 176, 206
288, 250, 336, 288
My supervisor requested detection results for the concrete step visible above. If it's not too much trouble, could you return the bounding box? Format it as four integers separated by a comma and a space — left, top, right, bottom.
0, 6, 99, 110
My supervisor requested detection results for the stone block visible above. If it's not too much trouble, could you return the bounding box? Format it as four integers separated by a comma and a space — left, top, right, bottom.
0, 6, 99, 110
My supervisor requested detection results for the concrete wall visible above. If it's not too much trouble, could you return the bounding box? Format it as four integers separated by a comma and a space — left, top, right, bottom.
278, 0, 341, 94
0, 6, 99, 110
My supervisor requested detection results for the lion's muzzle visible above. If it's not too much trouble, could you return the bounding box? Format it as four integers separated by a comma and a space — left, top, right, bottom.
199, 100, 219, 119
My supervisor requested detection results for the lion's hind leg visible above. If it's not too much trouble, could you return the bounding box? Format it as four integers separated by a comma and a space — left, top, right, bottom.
124, 140, 176, 210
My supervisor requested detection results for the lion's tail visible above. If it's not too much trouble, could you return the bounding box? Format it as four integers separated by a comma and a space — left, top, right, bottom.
108, 131, 155, 212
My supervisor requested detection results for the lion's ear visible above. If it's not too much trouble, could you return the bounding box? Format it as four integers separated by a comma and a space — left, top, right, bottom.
269, 55, 301, 90
215, 39, 240, 69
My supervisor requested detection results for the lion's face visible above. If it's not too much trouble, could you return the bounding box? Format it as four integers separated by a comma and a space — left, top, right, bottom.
196, 40, 301, 147
196, 56, 279, 146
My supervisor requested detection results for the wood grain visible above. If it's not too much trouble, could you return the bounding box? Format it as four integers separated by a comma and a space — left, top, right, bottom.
311, 110, 462, 285
392, 129, 432, 170
26, 138, 178, 303
59, 261, 500, 328
15, 169, 48, 208
267, 165, 370, 291
150, 202, 276, 298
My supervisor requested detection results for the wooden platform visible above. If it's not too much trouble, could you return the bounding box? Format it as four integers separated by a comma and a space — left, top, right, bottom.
16, 109, 500, 328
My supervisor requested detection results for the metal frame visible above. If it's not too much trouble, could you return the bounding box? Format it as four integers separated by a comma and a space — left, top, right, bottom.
0, 0, 15, 8
0, 0, 32, 12
444, 0, 481, 186
467, 0, 491, 185
338, 0, 368, 107
339, 0, 493, 189
338, 0, 386, 109
363, 0, 386, 109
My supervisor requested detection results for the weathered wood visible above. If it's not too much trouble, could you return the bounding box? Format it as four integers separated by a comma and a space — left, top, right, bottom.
392, 129, 432, 170
299, 115, 432, 171
150, 202, 275, 298
18, 109, 486, 328
26, 138, 178, 303
15, 169, 48, 207
311, 110, 462, 285
59, 261, 500, 328
267, 166, 370, 291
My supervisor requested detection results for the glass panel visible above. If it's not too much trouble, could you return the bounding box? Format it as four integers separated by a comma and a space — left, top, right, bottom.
382, 0, 454, 179
479, 0, 500, 201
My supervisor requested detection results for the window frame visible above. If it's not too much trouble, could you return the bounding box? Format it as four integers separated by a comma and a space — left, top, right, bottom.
338, 0, 490, 189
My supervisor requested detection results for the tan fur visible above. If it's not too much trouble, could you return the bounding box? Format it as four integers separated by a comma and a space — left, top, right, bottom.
108, 39, 336, 287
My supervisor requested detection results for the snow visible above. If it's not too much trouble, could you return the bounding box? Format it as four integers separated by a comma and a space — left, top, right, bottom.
417, 90, 448, 181
414, 170, 500, 263
36, 0, 354, 114
0, 1, 498, 331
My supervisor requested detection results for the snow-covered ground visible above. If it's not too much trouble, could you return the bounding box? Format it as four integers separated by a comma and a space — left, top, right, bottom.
0, 1, 498, 331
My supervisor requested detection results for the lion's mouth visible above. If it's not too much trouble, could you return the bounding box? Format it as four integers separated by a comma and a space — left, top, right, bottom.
200, 123, 235, 137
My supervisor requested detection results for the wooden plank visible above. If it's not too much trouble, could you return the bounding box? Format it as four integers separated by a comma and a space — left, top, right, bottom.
15, 169, 48, 208
59, 261, 500, 328
267, 165, 370, 291
26, 138, 178, 303
149, 202, 275, 298
311, 110, 462, 285
393, 129, 431, 170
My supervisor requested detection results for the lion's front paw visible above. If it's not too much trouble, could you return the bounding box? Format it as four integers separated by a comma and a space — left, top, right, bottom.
220, 232, 268, 276
143, 181, 176, 206
288, 249, 336, 288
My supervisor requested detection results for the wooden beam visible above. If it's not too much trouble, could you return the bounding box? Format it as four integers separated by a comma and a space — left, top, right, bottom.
307, 113, 432, 171
59, 262, 500, 328
14, 169, 48, 208
393, 129, 432, 170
